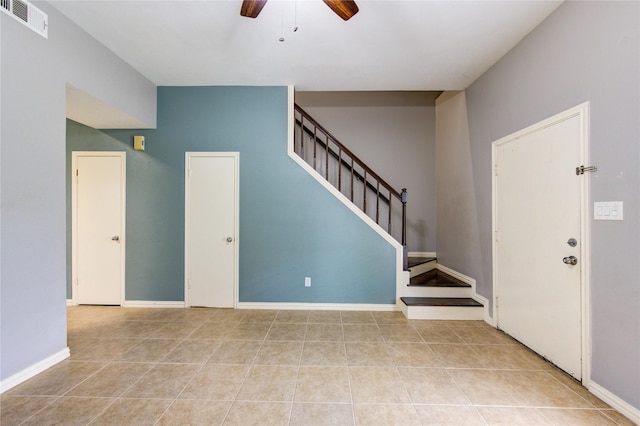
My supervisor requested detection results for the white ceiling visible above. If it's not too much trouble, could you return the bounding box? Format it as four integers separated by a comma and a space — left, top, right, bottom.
51, 0, 562, 91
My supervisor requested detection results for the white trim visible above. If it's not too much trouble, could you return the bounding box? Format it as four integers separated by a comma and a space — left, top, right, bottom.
71, 151, 126, 307
401, 303, 484, 321
436, 263, 492, 324
589, 381, 640, 425
184, 152, 240, 309
66, 299, 75, 306
287, 86, 406, 308
0, 348, 70, 393
491, 101, 591, 383
122, 300, 186, 308
408, 252, 436, 258
237, 302, 399, 312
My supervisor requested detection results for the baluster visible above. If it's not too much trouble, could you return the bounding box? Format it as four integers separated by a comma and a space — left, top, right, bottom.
313, 127, 317, 170
350, 158, 354, 202
363, 170, 367, 215
388, 192, 392, 234
300, 116, 304, 159
325, 137, 329, 180
338, 148, 343, 192
376, 181, 380, 223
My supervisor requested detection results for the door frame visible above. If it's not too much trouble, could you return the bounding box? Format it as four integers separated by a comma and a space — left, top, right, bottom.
491, 102, 591, 384
184, 152, 239, 308
71, 151, 127, 306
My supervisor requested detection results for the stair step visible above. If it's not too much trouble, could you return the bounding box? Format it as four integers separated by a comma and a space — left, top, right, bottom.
401, 297, 483, 307
400, 296, 485, 320
407, 256, 436, 268
408, 269, 471, 288
407, 257, 437, 277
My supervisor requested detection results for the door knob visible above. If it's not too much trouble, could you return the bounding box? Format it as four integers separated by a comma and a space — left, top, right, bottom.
226, 237, 233, 242
562, 256, 578, 265
111, 236, 120, 242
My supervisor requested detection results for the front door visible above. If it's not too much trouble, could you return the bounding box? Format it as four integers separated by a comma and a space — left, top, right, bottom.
493, 104, 589, 380
185, 152, 238, 308
73, 152, 126, 305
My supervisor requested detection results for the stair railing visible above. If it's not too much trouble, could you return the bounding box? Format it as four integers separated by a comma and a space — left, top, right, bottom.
294, 104, 408, 268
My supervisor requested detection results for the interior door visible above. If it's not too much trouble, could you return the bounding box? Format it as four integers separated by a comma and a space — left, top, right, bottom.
73, 152, 126, 305
494, 108, 587, 379
185, 152, 238, 308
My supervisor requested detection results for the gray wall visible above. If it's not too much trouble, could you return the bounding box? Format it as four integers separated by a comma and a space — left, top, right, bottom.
435, 91, 485, 294
295, 91, 438, 253
1, 3, 156, 381
442, 1, 638, 410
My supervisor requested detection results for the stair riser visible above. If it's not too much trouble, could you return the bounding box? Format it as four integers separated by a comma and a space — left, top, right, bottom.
409, 260, 437, 278
403, 286, 473, 298
401, 304, 484, 320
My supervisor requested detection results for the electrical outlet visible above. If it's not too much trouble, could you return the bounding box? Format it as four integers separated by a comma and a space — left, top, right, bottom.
305, 277, 311, 287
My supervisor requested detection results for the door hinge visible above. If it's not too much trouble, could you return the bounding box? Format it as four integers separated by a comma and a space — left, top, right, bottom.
76, 169, 79, 177
495, 230, 499, 242
576, 165, 597, 175
494, 164, 498, 176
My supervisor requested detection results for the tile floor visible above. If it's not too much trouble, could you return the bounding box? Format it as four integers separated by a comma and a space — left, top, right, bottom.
1, 306, 634, 425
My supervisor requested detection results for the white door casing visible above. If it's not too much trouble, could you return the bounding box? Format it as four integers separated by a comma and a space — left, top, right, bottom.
72, 152, 126, 305
492, 102, 590, 381
185, 152, 239, 308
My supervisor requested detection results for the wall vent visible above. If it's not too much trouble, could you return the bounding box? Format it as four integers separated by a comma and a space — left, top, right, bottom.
1, 0, 48, 38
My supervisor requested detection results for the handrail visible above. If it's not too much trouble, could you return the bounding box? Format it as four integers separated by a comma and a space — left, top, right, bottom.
294, 103, 407, 251
296, 105, 402, 200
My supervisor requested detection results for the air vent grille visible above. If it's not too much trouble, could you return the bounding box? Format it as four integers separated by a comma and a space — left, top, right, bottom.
12, 0, 27, 21
1, 0, 48, 38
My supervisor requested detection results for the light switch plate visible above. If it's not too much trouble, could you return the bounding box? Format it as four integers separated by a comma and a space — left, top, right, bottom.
594, 201, 623, 220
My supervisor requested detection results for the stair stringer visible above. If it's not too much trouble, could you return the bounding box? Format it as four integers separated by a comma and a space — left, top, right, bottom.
287, 86, 406, 309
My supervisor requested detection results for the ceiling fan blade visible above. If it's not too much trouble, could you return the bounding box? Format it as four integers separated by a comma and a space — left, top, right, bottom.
323, 0, 359, 21
240, 0, 268, 18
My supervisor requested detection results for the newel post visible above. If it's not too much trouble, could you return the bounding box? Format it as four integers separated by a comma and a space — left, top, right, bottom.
401, 188, 408, 270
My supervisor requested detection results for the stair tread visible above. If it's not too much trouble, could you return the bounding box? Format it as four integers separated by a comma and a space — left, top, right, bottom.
401, 297, 483, 307
408, 269, 471, 288
407, 257, 436, 268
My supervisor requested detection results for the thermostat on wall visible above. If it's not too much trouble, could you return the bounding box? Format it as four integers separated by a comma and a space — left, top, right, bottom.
133, 135, 145, 151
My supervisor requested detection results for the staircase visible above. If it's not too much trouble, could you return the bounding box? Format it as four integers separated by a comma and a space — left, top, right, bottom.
294, 104, 408, 268
293, 105, 485, 320
400, 257, 484, 320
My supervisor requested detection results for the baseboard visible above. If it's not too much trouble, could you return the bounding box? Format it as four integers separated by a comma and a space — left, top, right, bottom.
237, 302, 398, 312
589, 381, 640, 425
66, 299, 74, 306
408, 251, 436, 258
436, 263, 494, 325
0, 347, 70, 394
122, 301, 186, 308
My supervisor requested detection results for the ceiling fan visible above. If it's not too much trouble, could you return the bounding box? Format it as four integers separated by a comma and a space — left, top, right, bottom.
241, 0, 359, 21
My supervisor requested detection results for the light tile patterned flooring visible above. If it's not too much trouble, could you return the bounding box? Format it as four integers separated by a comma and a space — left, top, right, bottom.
1, 306, 634, 425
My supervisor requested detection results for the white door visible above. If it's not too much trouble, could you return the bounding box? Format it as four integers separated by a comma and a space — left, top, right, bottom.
493, 104, 589, 380
73, 152, 126, 305
185, 153, 238, 308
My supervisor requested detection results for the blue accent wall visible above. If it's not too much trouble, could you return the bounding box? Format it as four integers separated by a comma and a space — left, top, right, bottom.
67, 86, 396, 304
